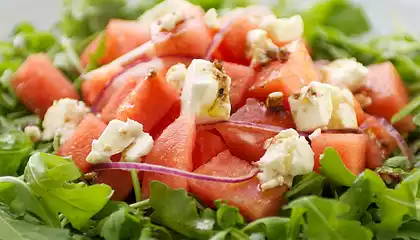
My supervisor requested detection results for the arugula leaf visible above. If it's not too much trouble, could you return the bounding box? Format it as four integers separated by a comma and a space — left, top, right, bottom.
339, 170, 386, 220
392, 95, 420, 124
243, 217, 289, 240
214, 200, 244, 229
286, 196, 373, 240
301, 0, 370, 40
0, 176, 59, 227
319, 147, 357, 187
100, 208, 142, 240
149, 181, 212, 239
383, 156, 411, 170
23, 153, 112, 229
0, 208, 72, 240
0, 129, 33, 176
286, 172, 325, 199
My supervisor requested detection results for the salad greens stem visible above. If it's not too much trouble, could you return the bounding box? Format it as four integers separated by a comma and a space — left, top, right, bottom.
129, 199, 151, 210
130, 169, 142, 202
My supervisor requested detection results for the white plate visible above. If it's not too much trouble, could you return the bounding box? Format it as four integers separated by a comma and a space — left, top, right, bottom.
0, 0, 419, 39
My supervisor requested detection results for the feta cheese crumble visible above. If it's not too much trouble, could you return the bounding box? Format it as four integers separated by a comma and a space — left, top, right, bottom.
246, 29, 279, 67
320, 58, 368, 92
24, 125, 41, 142
289, 82, 358, 131
87, 119, 153, 164
157, 11, 185, 32
256, 129, 314, 191
259, 15, 304, 45
204, 8, 220, 30
42, 98, 90, 145
166, 63, 187, 94
181, 59, 231, 124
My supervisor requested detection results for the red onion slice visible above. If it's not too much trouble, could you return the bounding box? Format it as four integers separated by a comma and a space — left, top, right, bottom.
376, 117, 414, 162
93, 162, 258, 183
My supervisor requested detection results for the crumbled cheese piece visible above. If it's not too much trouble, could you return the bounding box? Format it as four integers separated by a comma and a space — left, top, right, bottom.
24, 126, 41, 142
87, 119, 153, 163
257, 129, 314, 190
266, 91, 284, 112
42, 98, 90, 144
260, 15, 304, 44
166, 63, 187, 94
246, 29, 279, 66
157, 11, 185, 32
121, 132, 154, 162
308, 128, 322, 141
204, 8, 220, 30
181, 59, 231, 124
289, 82, 358, 131
320, 58, 368, 92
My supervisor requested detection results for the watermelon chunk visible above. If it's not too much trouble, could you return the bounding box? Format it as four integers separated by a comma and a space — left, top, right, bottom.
193, 129, 228, 169
230, 99, 295, 128
11, 54, 78, 116
311, 133, 368, 175
215, 121, 281, 162
80, 19, 150, 67
142, 114, 196, 198
150, 100, 181, 140
96, 57, 192, 113
248, 39, 319, 100
189, 150, 288, 220
363, 62, 415, 133
57, 114, 133, 201
116, 71, 179, 132
222, 62, 255, 111
362, 115, 397, 170
151, 7, 212, 58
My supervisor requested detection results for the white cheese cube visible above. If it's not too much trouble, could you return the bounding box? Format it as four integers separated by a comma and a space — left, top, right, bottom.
166, 63, 187, 94
204, 8, 220, 30
157, 11, 185, 32
257, 129, 314, 191
86, 119, 145, 164
121, 132, 154, 162
42, 98, 90, 143
289, 82, 358, 131
289, 82, 333, 131
320, 58, 368, 92
260, 15, 304, 44
181, 59, 231, 124
329, 88, 357, 129
246, 29, 279, 67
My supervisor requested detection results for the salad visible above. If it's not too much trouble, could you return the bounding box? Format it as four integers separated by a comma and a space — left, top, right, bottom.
2, 0, 420, 239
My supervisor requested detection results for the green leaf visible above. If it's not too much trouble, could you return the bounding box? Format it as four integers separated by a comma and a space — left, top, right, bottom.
286, 196, 373, 240
286, 172, 325, 199
301, 0, 370, 40
214, 200, 244, 229
23, 153, 112, 229
392, 95, 420, 124
0, 209, 71, 240
100, 208, 142, 240
383, 156, 411, 170
397, 220, 420, 239
339, 170, 386, 220
0, 129, 33, 176
0, 176, 59, 227
243, 217, 289, 240
149, 181, 213, 239
319, 147, 356, 187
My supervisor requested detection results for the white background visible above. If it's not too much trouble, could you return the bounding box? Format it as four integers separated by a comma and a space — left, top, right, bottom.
0, 0, 420, 38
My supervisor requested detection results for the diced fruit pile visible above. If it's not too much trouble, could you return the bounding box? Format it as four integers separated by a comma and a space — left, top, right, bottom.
10, 0, 414, 220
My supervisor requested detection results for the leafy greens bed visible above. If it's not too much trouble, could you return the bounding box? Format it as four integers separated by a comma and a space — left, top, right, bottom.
2, 0, 420, 239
